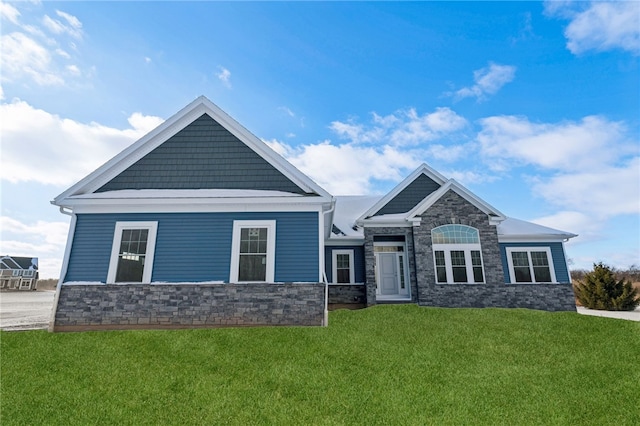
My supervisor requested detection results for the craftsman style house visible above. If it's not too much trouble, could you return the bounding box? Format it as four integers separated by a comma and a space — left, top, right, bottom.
50, 97, 577, 331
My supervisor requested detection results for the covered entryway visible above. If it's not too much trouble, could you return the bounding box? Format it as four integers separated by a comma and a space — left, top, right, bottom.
374, 242, 410, 301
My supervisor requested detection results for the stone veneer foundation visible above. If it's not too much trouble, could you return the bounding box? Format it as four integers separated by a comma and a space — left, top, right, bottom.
52, 283, 326, 331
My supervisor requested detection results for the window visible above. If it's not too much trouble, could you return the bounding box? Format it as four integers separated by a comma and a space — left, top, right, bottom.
107, 222, 158, 283
230, 220, 276, 283
506, 248, 556, 283
332, 250, 355, 284
23, 270, 34, 277
431, 225, 484, 284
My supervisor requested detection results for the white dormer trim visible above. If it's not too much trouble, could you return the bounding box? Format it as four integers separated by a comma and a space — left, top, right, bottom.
356, 163, 447, 222
407, 180, 506, 224
53, 96, 332, 207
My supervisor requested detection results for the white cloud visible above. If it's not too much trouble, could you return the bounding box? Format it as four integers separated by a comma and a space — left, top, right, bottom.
545, 1, 640, 55
454, 62, 516, 101
279, 106, 295, 117
532, 158, 640, 217
0, 1, 20, 25
66, 64, 81, 75
144, 56, 152, 63
0, 32, 64, 85
216, 66, 232, 88
264, 139, 421, 194
0, 216, 70, 279
330, 107, 467, 146
477, 115, 631, 171
42, 10, 83, 39
0, 100, 164, 186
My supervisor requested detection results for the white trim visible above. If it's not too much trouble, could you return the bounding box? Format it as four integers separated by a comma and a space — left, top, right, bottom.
106, 221, 158, 284
325, 237, 364, 246
562, 241, 572, 284
50, 214, 77, 332
53, 96, 331, 205
407, 180, 506, 221
498, 235, 574, 243
357, 163, 447, 221
505, 247, 557, 284
332, 249, 355, 284
432, 244, 485, 284
68, 201, 326, 215
318, 210, 325, 283
229, 220, 276, 283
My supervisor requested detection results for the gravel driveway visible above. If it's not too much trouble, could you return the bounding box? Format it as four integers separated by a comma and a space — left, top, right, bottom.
0, 291, 55, 331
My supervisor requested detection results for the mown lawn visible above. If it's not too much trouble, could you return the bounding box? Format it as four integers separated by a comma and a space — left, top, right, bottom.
2, 305, 639, 425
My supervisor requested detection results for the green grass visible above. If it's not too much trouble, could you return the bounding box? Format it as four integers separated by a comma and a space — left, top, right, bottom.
2, 306, 639, 425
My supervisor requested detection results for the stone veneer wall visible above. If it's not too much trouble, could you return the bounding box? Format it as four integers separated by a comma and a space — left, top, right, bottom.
327, 284, 366, 305
414, 190, 505, 289
417, 283, 576, 311
363, 227, 417, 306
53, 283, 326, 331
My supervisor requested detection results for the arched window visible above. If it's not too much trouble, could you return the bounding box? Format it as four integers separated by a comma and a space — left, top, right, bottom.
431, 225, 484, 284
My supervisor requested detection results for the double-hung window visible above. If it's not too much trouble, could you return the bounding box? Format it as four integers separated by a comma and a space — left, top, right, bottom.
332, 250, 355, 284
432, 224, 485, 284
506, 248, 556, 283
230, 220, 276, 283
107, 221, 158, 283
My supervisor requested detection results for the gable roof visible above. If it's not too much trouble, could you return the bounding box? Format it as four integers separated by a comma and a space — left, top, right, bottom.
1, 256, 38, 270
53, 96, 331, 206
406, 180, 506, 222
356, 167, 506, 227
357, 163, 447, 220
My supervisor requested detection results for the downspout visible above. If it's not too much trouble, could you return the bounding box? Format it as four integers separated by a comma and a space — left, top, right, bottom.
412, 222, 420, 305
322, 270, 329, 327
320, 198, 336, 327
49, 206, 74, 332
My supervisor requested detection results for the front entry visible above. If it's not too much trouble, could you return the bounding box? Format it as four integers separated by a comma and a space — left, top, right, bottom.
374, 245, 410, 300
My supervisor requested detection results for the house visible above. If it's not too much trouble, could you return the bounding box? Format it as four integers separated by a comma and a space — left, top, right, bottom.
50, 96, 577, 332
1, 256, 39, 290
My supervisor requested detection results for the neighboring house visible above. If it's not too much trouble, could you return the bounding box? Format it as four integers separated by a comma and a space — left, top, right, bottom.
50, 96, 577, 332
1, 256, 39, 290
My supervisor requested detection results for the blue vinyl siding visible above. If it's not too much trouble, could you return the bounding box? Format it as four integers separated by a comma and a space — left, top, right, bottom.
324, 246, 365, 283
499, 242, 570, 283
374, 174, 440, 216
65, 212, 319, 283
97, 114, 308, 194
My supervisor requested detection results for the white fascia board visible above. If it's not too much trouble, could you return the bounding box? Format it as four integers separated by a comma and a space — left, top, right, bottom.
498, 234, 577, 243
53, 98, 208, 204
356, 163, 448, 221
197, 97, 333, 199
67, 200, 327, 215
407, 180, 506, 221
53, 96, 332, 206
325, 237, 365, 246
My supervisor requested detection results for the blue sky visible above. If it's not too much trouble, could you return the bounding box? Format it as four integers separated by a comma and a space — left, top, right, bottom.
1, 1, 638, 278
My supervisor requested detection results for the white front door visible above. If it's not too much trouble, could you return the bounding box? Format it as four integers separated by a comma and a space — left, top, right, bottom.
378, 253, 398, 295
376, 252, 410, 299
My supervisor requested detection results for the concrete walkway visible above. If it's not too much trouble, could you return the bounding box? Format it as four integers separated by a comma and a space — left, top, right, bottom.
0, 290, 55, 330
576, 306, 640, 322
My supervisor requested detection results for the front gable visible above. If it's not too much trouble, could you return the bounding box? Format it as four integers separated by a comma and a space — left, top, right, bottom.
373, 174, 441, 216
358, 163, 447, 221
96, 113, 307, 194
53, 96, 331, 206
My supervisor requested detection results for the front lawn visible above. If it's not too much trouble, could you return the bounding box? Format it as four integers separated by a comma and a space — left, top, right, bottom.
2, 306, 639, 425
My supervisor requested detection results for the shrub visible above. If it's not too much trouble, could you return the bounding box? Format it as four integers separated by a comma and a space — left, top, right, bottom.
574, 263, 640, 311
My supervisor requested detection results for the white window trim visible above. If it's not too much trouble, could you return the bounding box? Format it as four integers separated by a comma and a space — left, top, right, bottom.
229, 220, 276, 283
432, 243, 485, 284
107, 221, 158, 284
505, 247, 557, 284
332, 249, 355, 284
